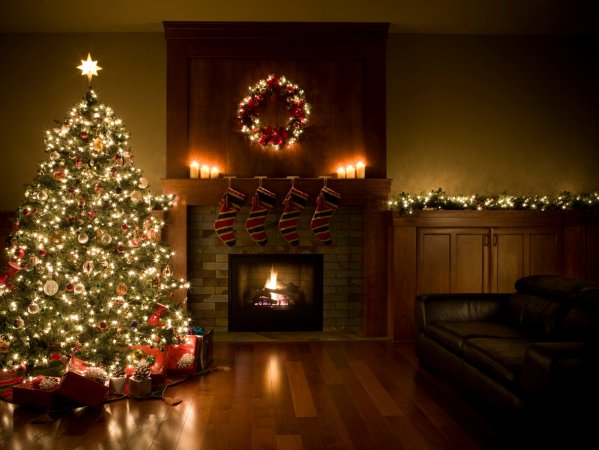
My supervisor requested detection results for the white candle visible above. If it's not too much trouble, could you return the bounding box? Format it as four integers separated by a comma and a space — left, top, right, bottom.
337, 166, 346, 179
189, 161, 199, 179
356, 161, 365, 178
346, 165, 356, 179
210, 167, 219, 179
200, 165, 210, 179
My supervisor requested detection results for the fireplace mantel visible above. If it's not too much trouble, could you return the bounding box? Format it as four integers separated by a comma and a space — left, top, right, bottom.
162, 177, 392, 337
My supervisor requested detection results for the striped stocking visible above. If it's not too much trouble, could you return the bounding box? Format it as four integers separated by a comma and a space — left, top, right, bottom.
310, 186, 341, 245
278, 186, 309, 246
214, 187, 246, 246
245, 186, 277, 245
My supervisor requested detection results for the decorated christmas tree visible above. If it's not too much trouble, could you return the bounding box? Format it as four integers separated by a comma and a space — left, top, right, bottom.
0, 55, 190, 376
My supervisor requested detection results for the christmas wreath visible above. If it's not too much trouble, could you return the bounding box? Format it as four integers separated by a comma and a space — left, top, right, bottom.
237, 74, 310, 150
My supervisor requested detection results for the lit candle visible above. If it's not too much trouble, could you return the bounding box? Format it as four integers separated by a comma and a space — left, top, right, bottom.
337, 166, 346, 179
356, 161, 365, 178
189, 161, 199, 179
210, 167, 219, 179
346, 165, 356, 179
200, 165, 210, 179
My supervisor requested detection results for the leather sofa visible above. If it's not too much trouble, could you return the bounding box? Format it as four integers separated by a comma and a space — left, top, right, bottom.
415, 274, 599, 427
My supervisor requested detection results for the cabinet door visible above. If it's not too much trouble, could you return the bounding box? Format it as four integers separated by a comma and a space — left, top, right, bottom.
417, 228, 489, 294
491, 227, 562, 292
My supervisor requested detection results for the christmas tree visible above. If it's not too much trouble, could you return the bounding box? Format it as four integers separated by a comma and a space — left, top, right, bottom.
0, 55, 190, 376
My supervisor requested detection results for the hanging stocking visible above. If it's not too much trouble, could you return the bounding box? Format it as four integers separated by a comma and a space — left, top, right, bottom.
311, 185, 341, 245
245, 186, 277, 246
278, 186, 309, 246
148, 303, 168, 328
214, 186, 246, 246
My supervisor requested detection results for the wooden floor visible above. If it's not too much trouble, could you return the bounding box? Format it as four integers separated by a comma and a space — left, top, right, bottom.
0, 340, 561, 450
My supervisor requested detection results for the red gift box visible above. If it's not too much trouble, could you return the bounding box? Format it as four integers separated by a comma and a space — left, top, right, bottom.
57, 358, 108, 409
166, 335, 197, 376
126, 345, 167, 387
13, 378, 80, 411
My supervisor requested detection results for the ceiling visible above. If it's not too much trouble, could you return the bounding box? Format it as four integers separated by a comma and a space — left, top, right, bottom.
0, 0, 597, 35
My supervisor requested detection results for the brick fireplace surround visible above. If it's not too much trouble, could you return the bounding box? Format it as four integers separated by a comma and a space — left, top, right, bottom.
162, 178, 391, 337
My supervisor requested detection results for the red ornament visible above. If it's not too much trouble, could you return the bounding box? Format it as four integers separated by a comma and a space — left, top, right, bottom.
14, 248, 25, 259
39, 249, 47, 257
80, 131, 89, 139
121, 224, 129, 232
116, 245, 125, 255
54, 169, 65, 181
50, 353, 62, 361
86, 210, 96, 219
66, 283, 74, 292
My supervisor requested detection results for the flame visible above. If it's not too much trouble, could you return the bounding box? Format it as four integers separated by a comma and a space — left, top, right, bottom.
265, 266, 279, 290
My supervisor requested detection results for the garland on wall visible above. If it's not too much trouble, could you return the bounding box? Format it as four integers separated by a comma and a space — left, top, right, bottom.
388, 188, 599, 215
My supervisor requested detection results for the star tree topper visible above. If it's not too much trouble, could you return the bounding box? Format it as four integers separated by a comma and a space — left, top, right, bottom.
77, 53, 102, 83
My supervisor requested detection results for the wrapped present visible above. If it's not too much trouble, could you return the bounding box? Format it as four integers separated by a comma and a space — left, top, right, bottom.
12, 376, 80, 411
166, 335, 197, 376
57, 358, 108, 409
128, 363, 152, 397
126, 345, 167, 386
194, 328, 214, 371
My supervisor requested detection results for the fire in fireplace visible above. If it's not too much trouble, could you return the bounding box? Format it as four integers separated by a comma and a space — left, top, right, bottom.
228, 254, 323, 331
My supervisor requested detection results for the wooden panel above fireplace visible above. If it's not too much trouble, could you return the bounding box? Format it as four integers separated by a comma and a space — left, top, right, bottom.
163, 21, 389, 180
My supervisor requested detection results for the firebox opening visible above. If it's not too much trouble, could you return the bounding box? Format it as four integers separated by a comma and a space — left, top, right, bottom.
228, 254, 324, 332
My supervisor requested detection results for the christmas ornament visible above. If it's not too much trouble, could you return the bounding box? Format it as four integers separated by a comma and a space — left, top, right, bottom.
86, 210, 96, 219
278, 185, 309, 246
130, 190, 143, 203
311, 185, 341, 245
43, 280, 59, 296
38, 249, 47, 257
83, 260, 94, 273
101, 233, 112, 245
237, 74, 310, 150
54, 169, 65, 181
214, 186, 246, 246
245, 185, 276, 246
99, 321, 108, 331
66, 283, 74, 292
0, 339, 9, 353
80, 131, 89, 140
116, 283, 128, 296
93, 137, 104, 152
78, 232, 89, 244
14, 317, 25, 329
27, 302, 40, 314
139, 177, 149, 189
162, 265, 173, 278
14, 247, 26, 259
28, 256, 40, 266
74, 283, 86, 294
50, 151, 60, 161
38, 191, 48, 201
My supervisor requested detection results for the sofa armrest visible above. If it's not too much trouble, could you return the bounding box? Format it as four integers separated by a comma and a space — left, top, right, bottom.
415, 293, 510, 332
520, 342, 596, 400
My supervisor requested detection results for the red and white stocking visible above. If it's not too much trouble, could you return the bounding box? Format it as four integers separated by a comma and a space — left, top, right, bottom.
278, 187, 309, 246
245, 186, 277, 246
214, 187, 246, 246
311, 186, 341, 245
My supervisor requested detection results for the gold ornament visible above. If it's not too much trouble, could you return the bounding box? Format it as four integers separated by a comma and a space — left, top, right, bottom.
116, 283, 128, 296
78, 233, 89, 244
139, 178, 149, 189
43, 280, 59, 296
27, 302, 40, 314
74, 283, 86, 295
0, 338, 10, 353
130, 190, 143, 203
38, 191, 48, 201
83, 260, 94, 274
93, 137, 104, 152
162, 266, 173, 278
14, 317, 25, 329
101, 233, 112, 245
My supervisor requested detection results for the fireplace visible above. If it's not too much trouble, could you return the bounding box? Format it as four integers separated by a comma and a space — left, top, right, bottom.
228, 254, 323, 331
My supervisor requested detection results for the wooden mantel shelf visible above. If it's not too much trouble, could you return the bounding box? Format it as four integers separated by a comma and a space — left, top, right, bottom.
162, 178, 392, 207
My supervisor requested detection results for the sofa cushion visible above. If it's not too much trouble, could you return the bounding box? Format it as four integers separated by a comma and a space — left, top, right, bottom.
515, 275, 585, 302
462, 337, 531, 387
507, 293, 565, 339
426, 321, 526, 354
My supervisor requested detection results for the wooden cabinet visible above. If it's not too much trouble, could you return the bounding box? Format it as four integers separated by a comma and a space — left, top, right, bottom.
416, 226, 562, 295
390, 211, 597, 341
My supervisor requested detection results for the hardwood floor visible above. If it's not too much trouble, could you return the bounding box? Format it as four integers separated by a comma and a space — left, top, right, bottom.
0, 340, 543, 449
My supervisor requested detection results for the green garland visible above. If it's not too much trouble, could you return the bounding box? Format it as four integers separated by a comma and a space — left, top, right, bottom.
389, 188, 599, 215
